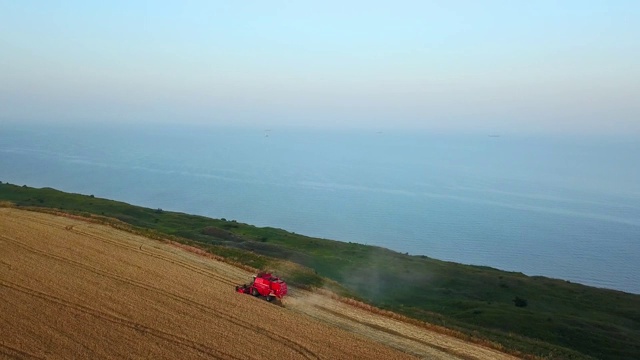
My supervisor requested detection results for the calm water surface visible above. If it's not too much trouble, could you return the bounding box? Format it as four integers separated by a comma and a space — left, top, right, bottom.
2, 123, 639, 293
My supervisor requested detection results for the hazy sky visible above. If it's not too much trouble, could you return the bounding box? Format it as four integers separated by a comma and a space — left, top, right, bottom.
1, 1, 639, 134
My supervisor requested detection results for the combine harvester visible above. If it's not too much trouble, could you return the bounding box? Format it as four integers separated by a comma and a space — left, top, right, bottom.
236, 272, 288, 303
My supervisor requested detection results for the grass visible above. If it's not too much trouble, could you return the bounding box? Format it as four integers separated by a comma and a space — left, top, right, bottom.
2, 183, 639, 359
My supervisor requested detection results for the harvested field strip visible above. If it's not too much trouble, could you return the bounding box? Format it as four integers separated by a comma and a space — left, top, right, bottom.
313, 304, 479, 360
286, 291, 520, 360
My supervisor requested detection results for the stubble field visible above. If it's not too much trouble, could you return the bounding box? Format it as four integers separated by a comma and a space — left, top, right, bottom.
0, 208, 518, 359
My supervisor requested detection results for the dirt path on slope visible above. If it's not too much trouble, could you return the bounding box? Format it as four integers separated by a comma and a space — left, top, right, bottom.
286, 292, 519, 360
0, 208, 519, 360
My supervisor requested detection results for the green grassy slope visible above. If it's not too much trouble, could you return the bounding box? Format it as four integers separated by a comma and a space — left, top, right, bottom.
2, 183, 639, 359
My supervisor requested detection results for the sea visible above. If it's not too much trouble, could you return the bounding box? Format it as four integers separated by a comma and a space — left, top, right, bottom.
2, 122, 639, 294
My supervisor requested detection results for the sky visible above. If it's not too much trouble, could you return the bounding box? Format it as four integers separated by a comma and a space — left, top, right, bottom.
1, 1, 639, 135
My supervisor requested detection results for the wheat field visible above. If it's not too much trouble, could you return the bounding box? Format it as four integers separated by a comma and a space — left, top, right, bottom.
0, 208, 518, 359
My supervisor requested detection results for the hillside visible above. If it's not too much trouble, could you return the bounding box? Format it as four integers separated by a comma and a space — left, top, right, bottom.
1, 183, 639, 359
0, 208, 521, 359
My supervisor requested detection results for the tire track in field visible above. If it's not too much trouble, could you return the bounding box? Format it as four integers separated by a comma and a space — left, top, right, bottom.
0, 210, 64, 231
69, 226, 241, 287
5, 210, 242, 287
0, 280, 234, 360
2, 234, 320, 360
61, 229, 317, 357
2, 211, 314, 358
0, 343, 44, 359
40, 317, 99, 358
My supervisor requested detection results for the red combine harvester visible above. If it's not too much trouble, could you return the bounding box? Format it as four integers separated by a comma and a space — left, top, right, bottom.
236, 272, 288, 302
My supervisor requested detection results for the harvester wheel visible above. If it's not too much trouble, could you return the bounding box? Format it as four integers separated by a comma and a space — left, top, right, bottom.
251, 288, 259, 297
266, 296, 274, 302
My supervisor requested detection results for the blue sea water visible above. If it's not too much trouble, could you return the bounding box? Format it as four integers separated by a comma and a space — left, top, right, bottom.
2, 122, 639, 294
